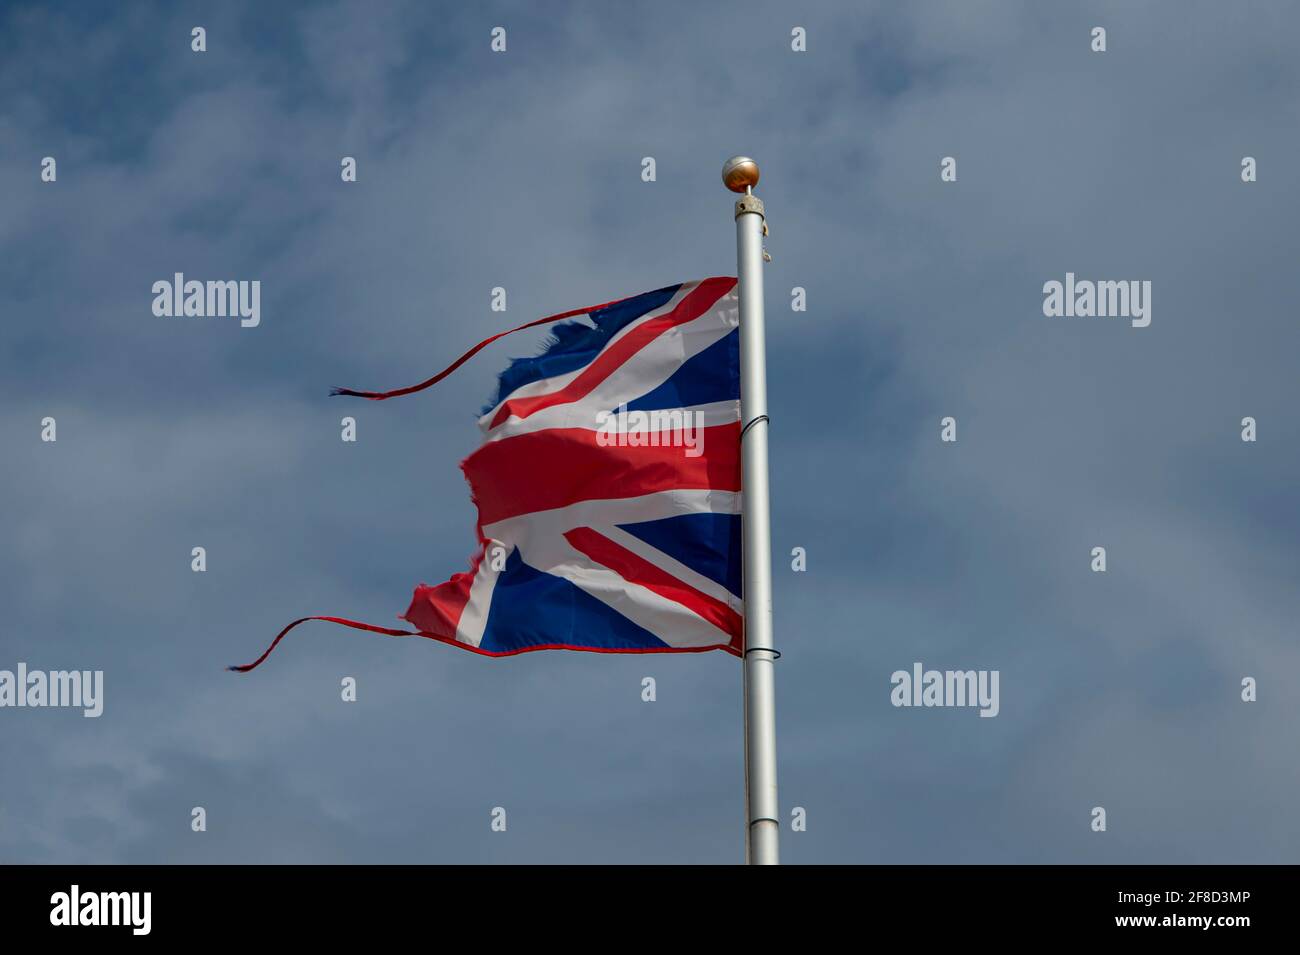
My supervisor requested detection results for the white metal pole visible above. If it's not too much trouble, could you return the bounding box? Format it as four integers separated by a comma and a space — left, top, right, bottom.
723, 156, 779, 866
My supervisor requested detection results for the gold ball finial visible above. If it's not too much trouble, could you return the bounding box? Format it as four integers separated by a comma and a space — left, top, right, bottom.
722, 156, 760, 193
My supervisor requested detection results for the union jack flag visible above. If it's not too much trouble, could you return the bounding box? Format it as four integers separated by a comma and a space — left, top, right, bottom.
232, 277, 743, 670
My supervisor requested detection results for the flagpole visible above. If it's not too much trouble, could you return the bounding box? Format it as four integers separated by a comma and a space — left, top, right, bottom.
723, 156, 779, 865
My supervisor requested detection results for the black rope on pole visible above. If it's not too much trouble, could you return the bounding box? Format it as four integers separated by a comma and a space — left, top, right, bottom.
741, 414, 769, 441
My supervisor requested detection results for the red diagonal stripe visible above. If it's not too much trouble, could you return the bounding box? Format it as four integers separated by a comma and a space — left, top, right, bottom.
489, 277, 736, 428
563, 526, 742, 643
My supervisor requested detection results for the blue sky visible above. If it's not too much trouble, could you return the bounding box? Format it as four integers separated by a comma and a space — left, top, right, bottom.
1, 0, 1297, 863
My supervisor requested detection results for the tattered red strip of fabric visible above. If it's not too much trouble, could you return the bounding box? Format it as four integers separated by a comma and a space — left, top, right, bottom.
329, 294, 641, 400
228, 617, 418, 673
228, 616, 742, 672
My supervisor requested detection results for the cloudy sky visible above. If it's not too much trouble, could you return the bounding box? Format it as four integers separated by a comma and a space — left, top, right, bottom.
1, 0, 1296, 863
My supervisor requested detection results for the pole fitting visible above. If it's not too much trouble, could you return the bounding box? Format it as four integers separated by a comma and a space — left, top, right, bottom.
734, 194, 765, 221
740, 413, 769, 441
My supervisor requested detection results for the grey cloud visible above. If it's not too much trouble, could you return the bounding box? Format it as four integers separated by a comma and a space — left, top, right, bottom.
1, 0, 1296, 863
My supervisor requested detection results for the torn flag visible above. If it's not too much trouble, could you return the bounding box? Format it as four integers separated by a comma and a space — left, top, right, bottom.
232, 277, 744, 670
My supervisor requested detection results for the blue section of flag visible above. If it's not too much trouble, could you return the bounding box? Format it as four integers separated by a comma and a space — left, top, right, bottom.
479, 548, 670, 652
617, 512, 743, 599
622, 328, 739, 412
486, 284, 681, 412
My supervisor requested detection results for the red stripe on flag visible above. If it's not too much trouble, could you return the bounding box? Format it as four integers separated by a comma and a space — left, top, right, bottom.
463, 423, 741, 526
563, 526, 743, 645
488, 277, 736, 428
